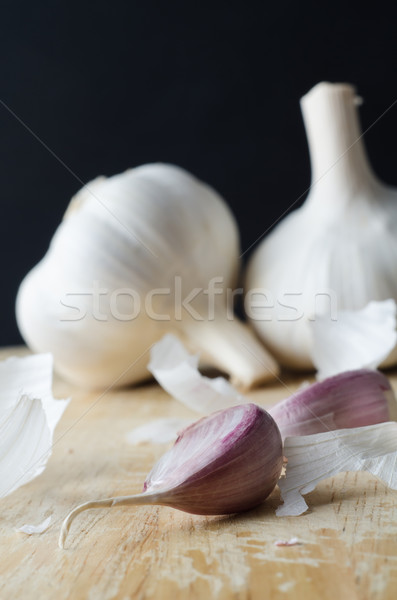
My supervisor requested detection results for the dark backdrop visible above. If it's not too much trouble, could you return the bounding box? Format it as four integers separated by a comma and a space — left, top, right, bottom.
1, 0, 397, 345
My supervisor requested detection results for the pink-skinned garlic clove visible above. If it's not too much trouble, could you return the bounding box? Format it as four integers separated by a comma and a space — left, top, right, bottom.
59, 403, 283, 548
269, 369, 397, 439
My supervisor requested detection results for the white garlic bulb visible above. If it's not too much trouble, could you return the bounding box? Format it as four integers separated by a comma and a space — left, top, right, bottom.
17, 164, 278, 389
245, 82, 397, 369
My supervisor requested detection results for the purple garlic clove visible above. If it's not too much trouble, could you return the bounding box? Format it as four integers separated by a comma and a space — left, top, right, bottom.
269, 369, 397, 439
59, 403, 283, 548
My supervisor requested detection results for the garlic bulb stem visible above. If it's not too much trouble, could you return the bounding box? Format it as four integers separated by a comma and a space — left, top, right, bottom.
179, 313, 279, 389
301, 82, 377, 198
59, 492, 161, 549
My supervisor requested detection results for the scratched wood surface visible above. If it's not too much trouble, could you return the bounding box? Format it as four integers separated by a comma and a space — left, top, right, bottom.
0, 346, 396, 600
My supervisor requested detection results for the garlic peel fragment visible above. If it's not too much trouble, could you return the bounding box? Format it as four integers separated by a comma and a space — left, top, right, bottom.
0, 352, 52, 408
16, 516, 52, 535
277, 422, 397, 516
310, 300, 397, 380
0, 354, 69, 499
0, 396, 50, 498
148, 334, 245, 414
0, 353, 69, 429
274, 537, 301, 547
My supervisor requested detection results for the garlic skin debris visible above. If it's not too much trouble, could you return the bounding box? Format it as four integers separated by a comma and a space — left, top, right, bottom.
310, 300, 397, 380
269, 369, 397, 439
148, 333, 245, 414
16, 163, 278, 390
16, 516, 52, 535
277, 421, 397, 517
0, 354, 69, 499
245, 82, 397, 370
59, 403, 283, 548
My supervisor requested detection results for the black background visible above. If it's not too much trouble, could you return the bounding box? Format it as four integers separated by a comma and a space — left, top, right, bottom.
1, 0, 397, 345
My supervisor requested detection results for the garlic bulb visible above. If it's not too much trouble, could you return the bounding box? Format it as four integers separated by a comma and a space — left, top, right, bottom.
245, 82, 397, 369
59, 403, 283, 548
17, 164, 278, 389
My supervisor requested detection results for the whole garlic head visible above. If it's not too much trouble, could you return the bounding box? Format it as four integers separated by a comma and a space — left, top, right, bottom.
17, 164, 278, 389
245, 82, 397, 369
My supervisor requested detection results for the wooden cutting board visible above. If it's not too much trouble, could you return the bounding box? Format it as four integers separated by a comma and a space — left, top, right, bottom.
0, 346, 396, 600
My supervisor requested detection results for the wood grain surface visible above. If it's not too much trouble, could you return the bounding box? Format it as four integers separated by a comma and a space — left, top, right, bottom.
0, 346, 396, 600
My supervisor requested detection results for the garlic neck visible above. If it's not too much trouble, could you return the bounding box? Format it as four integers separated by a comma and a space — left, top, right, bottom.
301, 82, 378, 201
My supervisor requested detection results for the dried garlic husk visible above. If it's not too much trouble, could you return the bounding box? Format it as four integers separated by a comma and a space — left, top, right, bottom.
0, 354, 68, 498
310, 300, 396, 379
16, 516, 52, 535
278, 422, 397, 516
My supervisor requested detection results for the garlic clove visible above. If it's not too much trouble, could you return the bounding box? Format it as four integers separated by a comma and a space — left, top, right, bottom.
59, 403, 283, 548
277, 421, 397, 517
269, 369, 397, 439
310, 299, 397, 380
17, 163, 278, 390
245, 82, 397, 371
141, 403, 283, 514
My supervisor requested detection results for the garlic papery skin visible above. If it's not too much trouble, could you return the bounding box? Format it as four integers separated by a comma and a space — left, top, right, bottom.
16, 516, 52, 535
277, 421, 397, 517
148, 333, 245, 414
59, 403, 284, 548
245, 82, 397, 370
16, 164, 278, 390
310, 299, 397, 380
0, 354, 69, 499
269, 369, 397, 439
